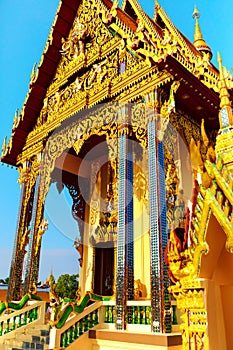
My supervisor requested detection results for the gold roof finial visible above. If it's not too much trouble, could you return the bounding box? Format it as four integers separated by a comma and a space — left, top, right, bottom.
192, 6, 212, 60
192, 6, 201, 42
154, 0, 160, 20
217, 52, 233, 127
215, 53, 233, 170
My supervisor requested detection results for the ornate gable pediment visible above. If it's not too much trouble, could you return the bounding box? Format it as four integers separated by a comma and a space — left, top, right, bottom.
48, 0, 114, 95
33, 0, 151, 131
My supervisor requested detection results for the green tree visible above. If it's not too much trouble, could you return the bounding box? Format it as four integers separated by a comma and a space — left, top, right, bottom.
0, 277, 9, 285
56, 274, 79, 300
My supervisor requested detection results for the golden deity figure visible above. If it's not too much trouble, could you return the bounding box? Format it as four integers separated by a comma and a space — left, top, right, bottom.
61, 18, 88, 58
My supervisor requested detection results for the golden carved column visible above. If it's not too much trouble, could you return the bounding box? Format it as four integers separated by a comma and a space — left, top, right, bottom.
7, 158, 40, 301
170, 280, 208, 349
23, 154, 47, 295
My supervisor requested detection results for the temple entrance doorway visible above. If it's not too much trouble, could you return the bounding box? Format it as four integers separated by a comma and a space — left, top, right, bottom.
94, 245, 114, 296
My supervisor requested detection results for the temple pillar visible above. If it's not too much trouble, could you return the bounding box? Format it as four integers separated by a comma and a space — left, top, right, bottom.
146, 90, 171, 333
116, 105, 133, 330
126, 138, 134, 301
7, 158, 40, 301
23, 154, 46, 295
106, 136, 118, 297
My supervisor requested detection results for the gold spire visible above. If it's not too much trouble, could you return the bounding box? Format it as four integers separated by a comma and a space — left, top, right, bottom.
154, 0, 160, 20
215, 53, 233, 171
217, 52, 233, 127
192, 6, 212, 60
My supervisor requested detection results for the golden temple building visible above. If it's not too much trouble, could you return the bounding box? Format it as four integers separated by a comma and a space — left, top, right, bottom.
1, 0, 233, 349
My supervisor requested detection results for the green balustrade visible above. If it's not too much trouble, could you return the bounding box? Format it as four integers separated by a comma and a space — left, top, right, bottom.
28, 309, 34, 323
105, 306, 109, 322
84, 315, 89, 332
132, 306, 136, 324
90, 311, 94, 328
73, 322, 78, 339
34, 307, 38, 320
68, 326, 73, 344
12, 316, 16, 330
105, 306, 116, 323
94, 309, 98, 325
79, 319, 83, 336
110, 306, 113, 322
61, 332, 68, 348
127, 306, 151, 325
23, 311, 27, 325
6, 319, 10, 333
147, 306, 151, 324
59, 308, 101, 348
137, 306, 141, 324
172, 305, 178, 325
0, 302, 41, 338
17, 314, 21, 328
142, 306, 146, 325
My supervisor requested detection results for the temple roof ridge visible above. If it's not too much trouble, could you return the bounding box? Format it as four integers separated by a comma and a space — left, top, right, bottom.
122, 0, 162, 40
155, 2, 202, 61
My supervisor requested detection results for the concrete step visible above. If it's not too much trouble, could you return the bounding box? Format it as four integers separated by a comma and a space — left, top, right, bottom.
15, 333, 34, 342
0, 344, 10, 350
5, 339, 23, 348
26, 324, 50, 332
21, 343, 49, 350
25, 326, 50, 336
89, 329, 182, 349
4, 339, 50, 350
4, 325, 50, 350
14, 333, 49, 344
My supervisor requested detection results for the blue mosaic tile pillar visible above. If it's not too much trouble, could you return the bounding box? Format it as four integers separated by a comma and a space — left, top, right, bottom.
158, 140, 171, 333
148, 116, 161, 333
146, 91, 171, 333
126, 140, 134, 302
116, 122, 127, 330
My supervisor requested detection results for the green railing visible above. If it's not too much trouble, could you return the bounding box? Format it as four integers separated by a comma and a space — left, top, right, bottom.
50, 300, 179, 348
127, 305, 151, 325
105, 301, 178, 326
105, 305, 116, 323
60, 308, 98, 348
105, 305, 151, 325
51, 292, 111, 329
0, 307, 39, 336
0, 300, 46, 340
49, 301, 103, 349
172, 303, 178, 325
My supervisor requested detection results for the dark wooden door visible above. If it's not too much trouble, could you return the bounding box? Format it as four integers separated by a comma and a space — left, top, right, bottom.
94, 246, 114, 296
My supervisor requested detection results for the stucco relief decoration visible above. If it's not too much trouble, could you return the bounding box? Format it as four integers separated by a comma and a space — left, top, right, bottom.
61, 18, 88, 59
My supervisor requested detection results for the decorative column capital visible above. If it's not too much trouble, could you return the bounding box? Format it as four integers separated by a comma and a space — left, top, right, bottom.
145, 90, 160, 118
17, 155, 41, 188
118, 104, 131, 136
17, 165, 30, 188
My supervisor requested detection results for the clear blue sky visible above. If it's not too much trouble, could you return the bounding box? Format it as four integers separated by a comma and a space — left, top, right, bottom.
0, 0, 232, 281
